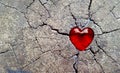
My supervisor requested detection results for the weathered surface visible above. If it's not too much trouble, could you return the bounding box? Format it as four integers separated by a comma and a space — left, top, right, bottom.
0, 0, 120, 73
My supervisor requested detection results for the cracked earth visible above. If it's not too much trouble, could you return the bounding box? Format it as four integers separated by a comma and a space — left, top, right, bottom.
0, 0, 120, 73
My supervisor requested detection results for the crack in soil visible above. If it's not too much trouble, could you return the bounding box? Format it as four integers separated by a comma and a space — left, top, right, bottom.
68, 4, 78, 26
35, 37, 44, 53
0, 1, 18, 10
102, 28, 120, 34
26, 21, 69, 36
87, 3, 120, 71
22, 49, 52, 69
73, 52, 79, 73
89, 47, 105, 73
23, 13, 33, 28
88, 39, 120, 73
88, 0, 120, 35
46, 23, 69, 36
95, 40, 120, 65
110, 1, 120, 19
0, 1, 24, 14
0, 50, 9, 54
89, 15, 120, 35
38, 0, 51, 18
22, 48, 67, 69
88, 0, 92, 18
26, 0, 35, 9
93, 57, 105, 73
88, 0, 92, 11
9, 43, 22, 69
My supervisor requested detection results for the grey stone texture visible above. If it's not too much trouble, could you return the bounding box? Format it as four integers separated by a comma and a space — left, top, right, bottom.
0, 0, 120, 73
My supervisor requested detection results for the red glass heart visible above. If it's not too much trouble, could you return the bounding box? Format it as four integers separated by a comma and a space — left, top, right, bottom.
69, 27, 94, 51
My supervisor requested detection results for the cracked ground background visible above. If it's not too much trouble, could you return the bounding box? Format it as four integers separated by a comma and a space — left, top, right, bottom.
0, 0, 120, 73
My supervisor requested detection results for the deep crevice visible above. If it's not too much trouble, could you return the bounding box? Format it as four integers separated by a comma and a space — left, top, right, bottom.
88, 0, 92, 18
88, 0, 92, 10
37, 22, 69, 36
24, 14, 69, 36
73, 52, 79, 73
47, 24, 69, 36
73, 62, 78, 73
